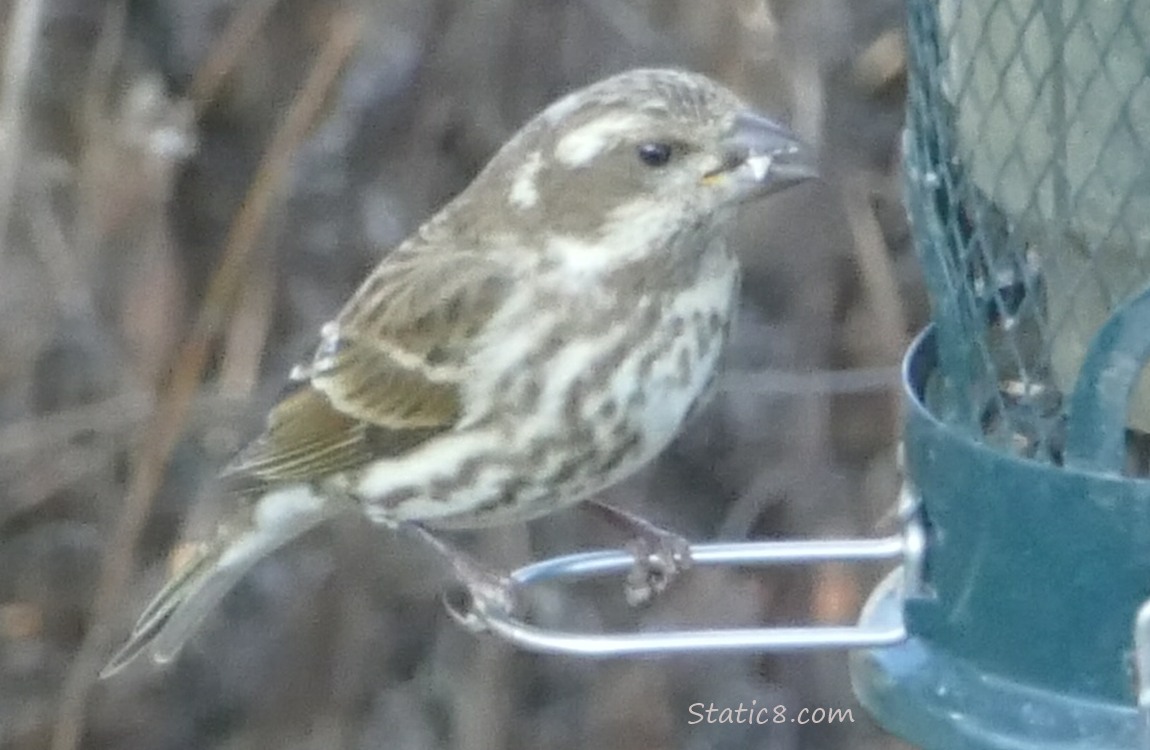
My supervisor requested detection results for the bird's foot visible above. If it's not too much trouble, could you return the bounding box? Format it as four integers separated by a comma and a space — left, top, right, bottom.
406, 524, 518, 632
586, 499, 693, 606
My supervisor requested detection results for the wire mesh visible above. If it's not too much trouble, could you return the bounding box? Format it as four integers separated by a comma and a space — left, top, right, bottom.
905, 0, 1150, 466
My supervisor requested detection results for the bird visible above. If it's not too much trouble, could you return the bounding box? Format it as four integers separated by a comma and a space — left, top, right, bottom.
102, 67, 816, 676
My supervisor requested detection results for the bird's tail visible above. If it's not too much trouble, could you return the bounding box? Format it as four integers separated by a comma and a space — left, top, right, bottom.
101, 486, 338, 677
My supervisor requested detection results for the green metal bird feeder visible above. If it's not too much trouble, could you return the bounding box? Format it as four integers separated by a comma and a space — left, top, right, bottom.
851, 0, 1150, 747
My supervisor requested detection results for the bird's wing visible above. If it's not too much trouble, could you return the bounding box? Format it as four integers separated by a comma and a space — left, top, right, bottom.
223, 252, 511, 487
101, 253, 513, 677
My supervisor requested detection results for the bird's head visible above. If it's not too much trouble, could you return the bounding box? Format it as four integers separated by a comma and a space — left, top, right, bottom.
451, 69, 816, 272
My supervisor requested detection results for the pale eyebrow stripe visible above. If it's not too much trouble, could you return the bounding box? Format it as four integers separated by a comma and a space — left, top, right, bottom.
554, 114, 649, 167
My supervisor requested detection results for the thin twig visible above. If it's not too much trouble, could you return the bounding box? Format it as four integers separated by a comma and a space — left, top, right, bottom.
0, 392, 152, 459
0, 390, 251, 461
9, 444, 118, 521
218, 248, 276, 397
80, 0, 128, 139
788, 41, 825, 154
50, 15, 362, 750
27, 168, 97, 317
71, 0, 128, 275
0, 0, 49, 256
842, 170, 909, 364
188, 0, 284, 113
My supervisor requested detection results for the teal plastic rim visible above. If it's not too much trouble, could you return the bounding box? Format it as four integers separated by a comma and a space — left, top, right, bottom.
852, 327, 1150, 750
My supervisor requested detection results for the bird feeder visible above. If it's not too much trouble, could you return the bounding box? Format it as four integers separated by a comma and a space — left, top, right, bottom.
851, 0, 1150, 747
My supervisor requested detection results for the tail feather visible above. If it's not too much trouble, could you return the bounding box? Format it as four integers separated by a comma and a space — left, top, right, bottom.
102, 486, 336, 678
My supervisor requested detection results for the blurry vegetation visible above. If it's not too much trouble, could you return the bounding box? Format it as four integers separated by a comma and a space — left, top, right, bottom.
0, 0, 918, 748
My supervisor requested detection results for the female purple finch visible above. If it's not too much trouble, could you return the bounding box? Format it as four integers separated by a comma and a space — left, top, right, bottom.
104, 68, 815, 675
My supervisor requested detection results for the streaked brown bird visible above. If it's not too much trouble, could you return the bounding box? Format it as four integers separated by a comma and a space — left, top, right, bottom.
104, 68, 815, 675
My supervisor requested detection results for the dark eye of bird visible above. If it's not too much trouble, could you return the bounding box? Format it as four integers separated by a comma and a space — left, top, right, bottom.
636, 142, 674, 167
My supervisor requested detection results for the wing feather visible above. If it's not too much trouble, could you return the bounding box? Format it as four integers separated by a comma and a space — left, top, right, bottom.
223, 251, 510, 488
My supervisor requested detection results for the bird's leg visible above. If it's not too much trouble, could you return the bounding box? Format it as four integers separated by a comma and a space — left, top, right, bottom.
584, 499, 693, 606
403, 524, 519, 631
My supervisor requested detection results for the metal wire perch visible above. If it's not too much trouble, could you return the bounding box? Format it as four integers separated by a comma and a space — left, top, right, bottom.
449, 486, 925, 657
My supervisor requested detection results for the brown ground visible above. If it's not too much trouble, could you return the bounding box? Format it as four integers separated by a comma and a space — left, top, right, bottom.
0, 1, 921, 748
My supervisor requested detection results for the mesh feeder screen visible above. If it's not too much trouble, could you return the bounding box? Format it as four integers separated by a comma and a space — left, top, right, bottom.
906, 0, 1150, 464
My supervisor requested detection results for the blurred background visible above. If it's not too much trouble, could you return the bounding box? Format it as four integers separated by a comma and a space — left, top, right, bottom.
0, 0, 921, 748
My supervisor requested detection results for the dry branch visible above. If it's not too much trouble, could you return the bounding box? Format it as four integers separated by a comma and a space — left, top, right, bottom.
49, 14, 362, 750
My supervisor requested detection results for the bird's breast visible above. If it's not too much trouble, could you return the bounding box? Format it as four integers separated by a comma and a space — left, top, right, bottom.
353, 251, 739, 528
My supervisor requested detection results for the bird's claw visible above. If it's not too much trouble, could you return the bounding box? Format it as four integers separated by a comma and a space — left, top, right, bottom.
441, 562, 519, 633
584, 499, 695, 605
620, 521, 693, 607
406, 523, 519, 632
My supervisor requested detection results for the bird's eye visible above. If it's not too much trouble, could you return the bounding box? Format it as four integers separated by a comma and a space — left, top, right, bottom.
636, 142, 674, 167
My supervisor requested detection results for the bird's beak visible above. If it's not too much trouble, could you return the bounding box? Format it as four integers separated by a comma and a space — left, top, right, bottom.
707, 111, 817, 199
